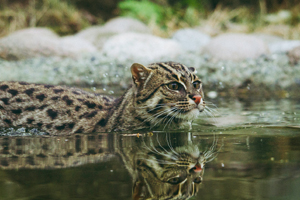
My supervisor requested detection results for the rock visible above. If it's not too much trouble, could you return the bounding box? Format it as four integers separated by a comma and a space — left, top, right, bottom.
269, 40, 300, 53
172, 28, 211, 53
8, 27, 59, 39
204, 33, 269, 61
0, 28, 97, 60
76, 17, 151, 50
60, 36, 97, 56
101, 32, 181, 64
288, 46, 300, 65
104, 17, 151, 33
251, 33, 283, 45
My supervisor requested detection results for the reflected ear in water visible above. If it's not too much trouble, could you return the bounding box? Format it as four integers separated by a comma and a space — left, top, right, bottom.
116, 132, 220, 200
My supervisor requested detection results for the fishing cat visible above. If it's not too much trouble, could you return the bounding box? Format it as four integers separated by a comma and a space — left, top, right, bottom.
0, 62, 205, 134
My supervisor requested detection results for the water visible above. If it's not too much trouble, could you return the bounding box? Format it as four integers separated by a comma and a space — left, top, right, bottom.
0, 98, 300, 200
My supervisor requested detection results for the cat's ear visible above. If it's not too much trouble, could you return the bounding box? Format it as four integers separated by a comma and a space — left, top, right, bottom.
131, 63, 152, 89
188, 67, 196, 73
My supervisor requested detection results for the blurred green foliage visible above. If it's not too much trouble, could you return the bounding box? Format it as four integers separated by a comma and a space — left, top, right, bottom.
0, 0, 300, 39
119, 0, 165, 23
118, 0, 202, 33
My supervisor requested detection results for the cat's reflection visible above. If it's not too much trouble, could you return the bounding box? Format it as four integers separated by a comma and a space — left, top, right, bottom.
116, 132, 219, 200
0, 132, 219, 200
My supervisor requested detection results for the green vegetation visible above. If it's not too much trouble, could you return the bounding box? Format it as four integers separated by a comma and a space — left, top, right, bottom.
0, 0, 92, 36
0, 0, 300, 39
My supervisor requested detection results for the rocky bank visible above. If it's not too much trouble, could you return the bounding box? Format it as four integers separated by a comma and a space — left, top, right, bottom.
0, 17, 299, 99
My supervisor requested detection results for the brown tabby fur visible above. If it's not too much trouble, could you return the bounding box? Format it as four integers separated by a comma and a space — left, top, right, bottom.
0, 62, 205, 134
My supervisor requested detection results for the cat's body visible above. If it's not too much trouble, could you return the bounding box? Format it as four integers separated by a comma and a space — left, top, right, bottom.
0, 62, 205, 134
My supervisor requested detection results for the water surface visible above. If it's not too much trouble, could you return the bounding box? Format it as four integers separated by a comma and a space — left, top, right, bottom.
0, 98, 299, 200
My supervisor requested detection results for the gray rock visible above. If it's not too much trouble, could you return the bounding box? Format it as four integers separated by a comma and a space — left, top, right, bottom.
171, 28, 211, 53
288, 45, 300, 65
0, 51, 298, 92
60, 36, 97, 56
76, 17, 151, 50
104, 17, 151, 33
269, 40, 300, 53
0, 28, 97, 60
101, 32, 181, 64
251, 33, 283, 45
204, 33, 269, 61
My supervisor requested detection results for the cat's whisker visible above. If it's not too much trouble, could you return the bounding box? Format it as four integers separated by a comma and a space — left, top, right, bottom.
164, 108, 181, 130
203, 135, 222, 163
204, 101, 218, 107
205, 105, 219, 115
138, 107, 171, 127
151, 107, 177, 128
141, 139, 176, 160
149, 110, 173, 128
147, 136, 180, 160
156, 133, 172, 155
166, 132, 181, 157
203, 109, 218, 124
163, 110, 177, 130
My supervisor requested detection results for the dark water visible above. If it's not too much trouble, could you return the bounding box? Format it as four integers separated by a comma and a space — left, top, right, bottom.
0, 98, 300, 200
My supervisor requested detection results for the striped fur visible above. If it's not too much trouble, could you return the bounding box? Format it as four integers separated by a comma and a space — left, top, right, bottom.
0, 62, 205, 134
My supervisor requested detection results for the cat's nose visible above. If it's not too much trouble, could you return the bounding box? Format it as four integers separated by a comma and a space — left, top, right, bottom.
193, 163, 202, 172
191, 95, 202, 105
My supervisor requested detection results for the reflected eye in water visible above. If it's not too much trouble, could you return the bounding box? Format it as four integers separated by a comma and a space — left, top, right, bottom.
193, 177, 202, 184
168, 176, 185, 184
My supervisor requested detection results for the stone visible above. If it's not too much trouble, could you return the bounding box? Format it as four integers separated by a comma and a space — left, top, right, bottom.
60, 36, 97, 56
287, 46, 300, 65
76, 17, 151, 50
0, 28, 97, 61
251, 33, 283, 45
172, 28, 211, 53
104, 17, 151, 34
269, 40, 300, 53
101, 32, 181, 64
204, 33, 269, 61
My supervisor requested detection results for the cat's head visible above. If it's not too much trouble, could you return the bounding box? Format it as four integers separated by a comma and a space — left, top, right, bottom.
131, 62, 205, 127
133, 144, 214, 200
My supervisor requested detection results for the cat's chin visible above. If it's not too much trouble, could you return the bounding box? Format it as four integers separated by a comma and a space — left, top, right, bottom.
177, 108, 200, 121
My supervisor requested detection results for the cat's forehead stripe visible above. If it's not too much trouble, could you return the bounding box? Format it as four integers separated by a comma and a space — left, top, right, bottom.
156, 62, 193, 80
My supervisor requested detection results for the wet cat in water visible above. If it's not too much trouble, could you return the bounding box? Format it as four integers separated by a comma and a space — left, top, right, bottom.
0, 62, 205, 134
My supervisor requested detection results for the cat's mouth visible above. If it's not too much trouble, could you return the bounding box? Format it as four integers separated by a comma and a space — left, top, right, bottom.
175, 107, 201, 121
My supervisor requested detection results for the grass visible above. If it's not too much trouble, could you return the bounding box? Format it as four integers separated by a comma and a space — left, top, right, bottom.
1, 0, 300, 39
0, 0, 92, 37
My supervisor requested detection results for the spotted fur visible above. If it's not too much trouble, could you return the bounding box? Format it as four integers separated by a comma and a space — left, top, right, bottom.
0, 62, 205, 134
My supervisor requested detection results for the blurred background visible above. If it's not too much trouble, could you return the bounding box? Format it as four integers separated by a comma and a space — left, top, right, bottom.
1, 0, 300, 38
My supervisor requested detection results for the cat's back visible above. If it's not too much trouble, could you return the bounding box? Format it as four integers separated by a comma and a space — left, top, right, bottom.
0, 81, 116, 134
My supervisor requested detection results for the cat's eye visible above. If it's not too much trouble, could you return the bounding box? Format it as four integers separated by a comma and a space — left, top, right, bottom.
167, 82, 180, 90
167, 177, 182, 184
193, 81, 201, 89
193, 177, 202, 184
